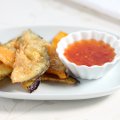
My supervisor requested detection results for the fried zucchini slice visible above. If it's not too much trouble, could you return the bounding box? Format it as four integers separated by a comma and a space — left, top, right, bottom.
21, 77, 40, 93
46, 45, 67, 79
41, 73, 79, 85
52, 31, 68, 49
11, 30, 50, 83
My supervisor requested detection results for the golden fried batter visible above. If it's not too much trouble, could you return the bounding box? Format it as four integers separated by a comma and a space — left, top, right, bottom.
11, 30, 50, 83
46, 44, 67, 79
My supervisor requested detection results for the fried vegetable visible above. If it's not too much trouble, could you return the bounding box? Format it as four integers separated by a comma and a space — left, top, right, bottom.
22, 73, 79, 92
5, 38, 21, 51
46, 31, 68, 79
41, 73, 79, 85
21, 77, 40, 93
46, 45, 67, 79
11, 30, 50, 83
0, 45, 15, 67
0, 62, 12, 80
52, 31, 68, 49
0, 30, 79, 93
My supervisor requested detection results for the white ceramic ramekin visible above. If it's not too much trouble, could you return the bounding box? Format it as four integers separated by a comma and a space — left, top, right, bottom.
56, 30, 120, 80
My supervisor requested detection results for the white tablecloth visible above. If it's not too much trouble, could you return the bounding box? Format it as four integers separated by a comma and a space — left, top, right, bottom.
0, 0, 120, 120
70, 0, 120, 20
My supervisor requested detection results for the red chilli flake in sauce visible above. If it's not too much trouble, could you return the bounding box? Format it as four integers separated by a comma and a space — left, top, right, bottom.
64, 40, 115, 66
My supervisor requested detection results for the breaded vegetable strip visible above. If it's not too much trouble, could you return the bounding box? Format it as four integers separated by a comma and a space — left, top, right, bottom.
22, 73, 79, 93
0, 39, 19, 81
46, 32, 68, 79
21, 77, 40, 93
52, 31, 68, 49
0, 46, 15, 67
46, 45, 67, 79
41, 74, 79, 85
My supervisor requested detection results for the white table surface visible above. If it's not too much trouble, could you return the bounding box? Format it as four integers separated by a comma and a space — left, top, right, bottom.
0, 0, 120, 120
70, 0, 120, 20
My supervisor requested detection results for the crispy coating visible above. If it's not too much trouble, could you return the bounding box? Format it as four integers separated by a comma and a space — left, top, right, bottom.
11, 30, 50, 83
0, 30, 79, 93
0, 45, 15, 67
51, 31, 68, 49
41, 73, 79, 85
46, 44, 67, 79
22, 77, 40, 93
22, 73, 79, 93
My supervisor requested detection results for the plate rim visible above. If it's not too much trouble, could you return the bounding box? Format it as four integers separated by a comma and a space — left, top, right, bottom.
0, 25, 120, 100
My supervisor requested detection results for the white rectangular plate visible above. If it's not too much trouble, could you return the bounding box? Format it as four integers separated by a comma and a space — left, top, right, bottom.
0, 26, 120, 100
